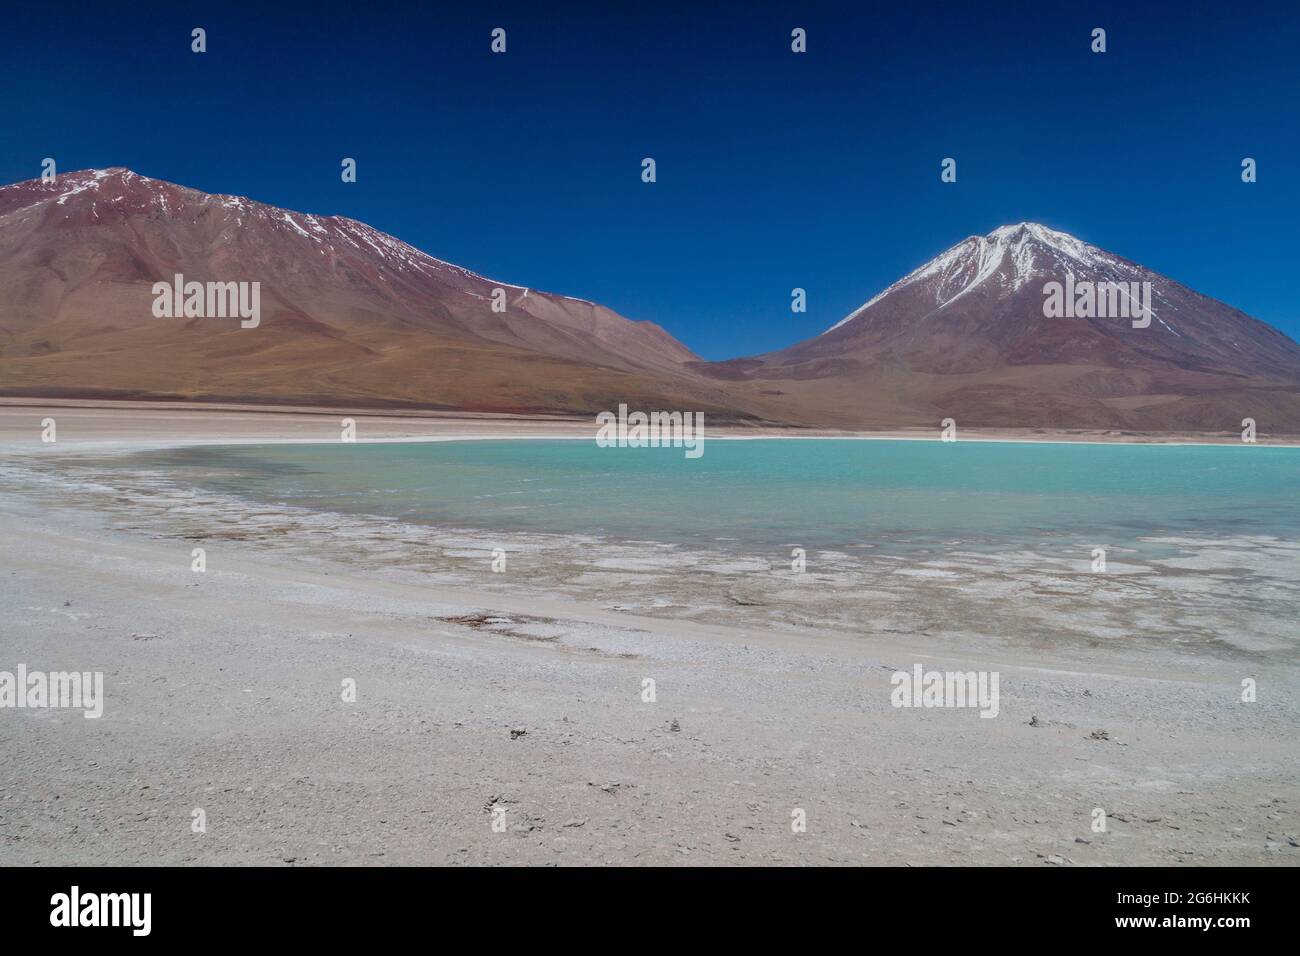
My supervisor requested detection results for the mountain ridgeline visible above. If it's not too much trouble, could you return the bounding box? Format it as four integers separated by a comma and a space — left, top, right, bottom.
2, 170, 1298, 432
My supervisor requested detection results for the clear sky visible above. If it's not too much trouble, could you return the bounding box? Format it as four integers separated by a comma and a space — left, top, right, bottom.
4, 0, 1297, 359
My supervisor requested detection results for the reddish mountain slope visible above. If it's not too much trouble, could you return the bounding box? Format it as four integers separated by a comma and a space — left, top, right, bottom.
0, 168, 748, 417
700, 223, 1300, 431
3, 172, 1297, 433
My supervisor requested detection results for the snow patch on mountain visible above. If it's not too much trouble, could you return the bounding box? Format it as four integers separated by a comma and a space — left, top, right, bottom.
2, 168, 611, 312
822, 222, 1137, 335
54, 169, 113, 205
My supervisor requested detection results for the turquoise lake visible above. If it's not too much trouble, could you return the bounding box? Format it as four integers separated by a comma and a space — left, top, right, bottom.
114, 439, 1300, 556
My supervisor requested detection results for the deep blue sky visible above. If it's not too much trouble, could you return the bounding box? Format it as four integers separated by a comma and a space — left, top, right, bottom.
4, 1, 1297, 359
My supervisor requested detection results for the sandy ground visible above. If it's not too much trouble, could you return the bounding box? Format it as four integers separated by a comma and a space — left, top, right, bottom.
1, 402, 1297, 866
4, 397, 1297, 448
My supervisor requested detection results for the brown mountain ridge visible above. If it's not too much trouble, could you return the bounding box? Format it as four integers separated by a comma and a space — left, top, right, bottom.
2, 169, 1299, 432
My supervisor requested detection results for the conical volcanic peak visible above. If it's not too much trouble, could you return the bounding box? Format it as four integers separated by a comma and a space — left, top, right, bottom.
823, 223, 1147, 336
716, 223, 1300, 430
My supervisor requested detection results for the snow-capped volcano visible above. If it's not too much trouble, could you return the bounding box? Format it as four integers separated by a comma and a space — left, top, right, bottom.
701, 223, 1300, 431
823, 223, 1137, 334
787, 221, 1300, 381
